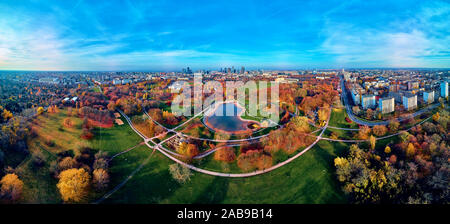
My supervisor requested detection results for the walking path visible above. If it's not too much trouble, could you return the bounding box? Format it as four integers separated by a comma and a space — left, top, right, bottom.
108, 142, 144, 162
122, 107, 331, 177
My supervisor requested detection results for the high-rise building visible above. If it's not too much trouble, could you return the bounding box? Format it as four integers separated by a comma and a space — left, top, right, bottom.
441, 81, 448, 98
403, 93, 417, 111
240, 66, 245, 74
423, 91, 435, 104
379, 97, 395, 114
362, 95, 376, 109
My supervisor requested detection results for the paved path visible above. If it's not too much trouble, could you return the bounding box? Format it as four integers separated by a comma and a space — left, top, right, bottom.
108, 142, 145, 162
123, 107, 332, 177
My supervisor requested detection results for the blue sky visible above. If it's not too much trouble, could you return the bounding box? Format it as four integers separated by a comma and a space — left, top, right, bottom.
0, 0, 449, 71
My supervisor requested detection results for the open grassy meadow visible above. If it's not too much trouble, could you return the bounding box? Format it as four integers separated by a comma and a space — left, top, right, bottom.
103, 139, 349, 204
14, 109, 144, 203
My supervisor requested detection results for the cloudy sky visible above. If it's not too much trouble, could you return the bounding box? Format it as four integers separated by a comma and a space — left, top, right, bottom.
0, 0, 449, 71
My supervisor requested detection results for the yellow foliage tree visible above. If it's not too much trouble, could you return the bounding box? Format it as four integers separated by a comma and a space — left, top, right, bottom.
432, 112, 440, 122
384, 146, 391, 154
369, 135, 376, 151
57, 168, 90, 202
37, 107, 45, 115
0, 173, 24, 202
406, 143, 415, 158
2, 109, 13, 121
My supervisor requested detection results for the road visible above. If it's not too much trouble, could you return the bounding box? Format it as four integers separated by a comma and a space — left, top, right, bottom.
340, 76, 442, 126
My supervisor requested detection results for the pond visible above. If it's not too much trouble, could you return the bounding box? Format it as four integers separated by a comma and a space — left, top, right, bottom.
203, 102, 256, 133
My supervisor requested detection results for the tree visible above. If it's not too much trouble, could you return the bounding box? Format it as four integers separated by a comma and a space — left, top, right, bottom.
107, 101, 116, 111
358, 125, 371, 140
318, 108, 328, 123
373, 125, 388, 136
37, 107, 45, 115
290, 116, 310, 133
214, 147, 236, 162
93, 158, 108, 170
369, 135, 376, 151
58, 157, 78, 171
432, 112, 440, 122
384, 146, 391, 154
388, 120, 400, 133
169, 163, 192, 184
406, 143, 415, 158
0, 173, 24, 202
334, 144, 402, 204
57, 168, 90, 202
92, 169, 109, 191
366, 108, 374, 120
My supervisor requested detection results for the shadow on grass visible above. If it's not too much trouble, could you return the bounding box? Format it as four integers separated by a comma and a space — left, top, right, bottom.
193, 176, 229, 204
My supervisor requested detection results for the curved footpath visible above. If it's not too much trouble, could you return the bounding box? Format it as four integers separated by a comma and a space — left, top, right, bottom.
122, 108, 331, 177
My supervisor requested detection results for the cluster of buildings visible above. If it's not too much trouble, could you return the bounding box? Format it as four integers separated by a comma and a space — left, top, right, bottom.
346, 69, 449, 114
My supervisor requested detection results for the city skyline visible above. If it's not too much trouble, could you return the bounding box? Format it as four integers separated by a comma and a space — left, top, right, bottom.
1, 0, 450, 71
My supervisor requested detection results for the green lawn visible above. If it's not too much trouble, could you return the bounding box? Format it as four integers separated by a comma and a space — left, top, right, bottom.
91, 117, 143, 156
102, 139, 349, 204
14, 110, 144, 203
328, 108, 359, 129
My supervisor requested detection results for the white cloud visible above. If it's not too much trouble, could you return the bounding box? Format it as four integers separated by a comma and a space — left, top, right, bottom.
319, 2, 450, 67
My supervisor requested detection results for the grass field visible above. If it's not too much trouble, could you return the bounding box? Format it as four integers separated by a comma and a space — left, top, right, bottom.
328, 108, 359, 129
102, 139, 349, 204
15, 109, 144, 203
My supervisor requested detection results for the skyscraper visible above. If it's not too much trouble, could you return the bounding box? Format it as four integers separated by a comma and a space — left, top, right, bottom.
441, 81, 448, 98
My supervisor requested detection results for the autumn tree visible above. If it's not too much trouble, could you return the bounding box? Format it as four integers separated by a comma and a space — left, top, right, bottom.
214, 147, 236, 162
291, 116, 310, 133
373, 125, 388, 136
318, 107, 329, 124
107, 101, 116, 111
37, 106, 45, 115
334, 144, 401, 204
0, 173, 24, 202
63, 117, 73, 128
432, 112, 440, 122
388, 120, 400, 133
92, 169, 109, 191
366, 108, 374, 120
406, 143, 415, 158
369, 135, 376, 151
358, 126, 371, 140
237, 150, 272, 172
384, 146, 391, 154
177, 142, 199, 158
58, 157, 78, 171
57, 168, 91, 203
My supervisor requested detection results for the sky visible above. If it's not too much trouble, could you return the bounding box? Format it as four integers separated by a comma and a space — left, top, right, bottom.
0, 0, 449, 71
